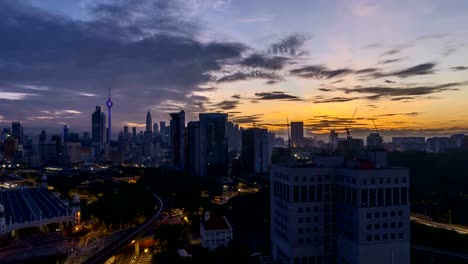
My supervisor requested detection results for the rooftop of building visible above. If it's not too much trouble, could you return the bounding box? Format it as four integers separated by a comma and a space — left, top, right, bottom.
0, 187, 70, 225
201, 211, 232, 231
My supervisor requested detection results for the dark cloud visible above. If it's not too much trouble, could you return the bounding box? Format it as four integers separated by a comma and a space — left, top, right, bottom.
356, 68, 378, 74
384, 80, 396, 83
451, 66, 468, 71
379, 57, 405, 64
266, 80, 279, 85
254, 91, 303, 101
361, 43, 382, 49
231, 94, 241, 99
375, 112, 422, 117
391, 96, 416, 101
216, 71, 281, 83
381, 49, 399, 56
0, 0, 250, 126
339, 82, 462, 99
290, 65, 353, 79
213, 100, 239, 110
330, 79, 343, 84
371, 63, 437, 78
311, 96, 358, 104
241, 53, 289, 70
416, 33, 448, 40
268, 34, 309, 55
230, 114, 264, 124
318, 88, 334, 92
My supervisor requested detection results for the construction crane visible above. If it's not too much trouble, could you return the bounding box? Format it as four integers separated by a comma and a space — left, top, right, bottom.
344, 108, 358, 140
371, 119, 379, 134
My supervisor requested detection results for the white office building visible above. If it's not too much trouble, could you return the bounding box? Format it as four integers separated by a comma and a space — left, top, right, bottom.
270, 154, 409, 264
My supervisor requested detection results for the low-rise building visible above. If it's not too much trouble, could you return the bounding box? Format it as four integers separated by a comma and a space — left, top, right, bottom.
200, 211, 233, 251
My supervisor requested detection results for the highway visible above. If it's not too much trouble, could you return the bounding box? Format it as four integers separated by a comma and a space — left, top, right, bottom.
82, 194, 165, 264
411, 214, 468, 235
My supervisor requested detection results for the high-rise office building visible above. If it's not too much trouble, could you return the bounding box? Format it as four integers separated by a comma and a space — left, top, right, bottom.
329, 129, 339, 152
291, 121, 304, 147
92, 106, 106, 147
187, 121, 200, 176
153, 123, 159, 134
242, 128, 269, 174
270, 155, 410, 264
199, 113, 228, 177
11, 122, 23, 145
146, 111, 152, 133
63, 125, 70, 143
170, 110, 185, 169
132, 127, 137, 142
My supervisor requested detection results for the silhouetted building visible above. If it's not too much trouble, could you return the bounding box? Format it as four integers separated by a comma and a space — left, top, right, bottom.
426, 137, 450, 153
329, 129, 339, 152
146, 111, 152, 133
63, 125, 70, 143
92, 106, 106, 147
153, 122, 159, 134
187, 121, 200, 176
170, 111, 185, 169
392, 137, 425, 152
132, 127, 137, 143
11, 122, 23, 145
199, 113, 228, 177
367, 133, 383, 149
242, 128, 269, 174
291, 121, 304, 147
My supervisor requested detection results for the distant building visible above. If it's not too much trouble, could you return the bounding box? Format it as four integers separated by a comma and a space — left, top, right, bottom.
270, 155, 410, 264
366, 133, 383, 149
329, 129, 339, 152
242, 128, 269, 174
449, 134, 465, 149
291, 121, 304, 147
62, 142, 82, 164
63, 125, 70, 143
187, 121, 200, 176
392, 137, 425, 152
91, 106, 106, 147
199, 113, 228, 177
146, 111, 153, 133
11, 122, 23, 145
227, 122, 241, 152
200, 211, 233, 251
170, 111, 185, 170
153, 122, 159, 134
426, 137, 450, 153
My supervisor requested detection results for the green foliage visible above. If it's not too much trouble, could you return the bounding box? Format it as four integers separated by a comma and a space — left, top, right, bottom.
153, 224, 189, 252
83, 183, 156, 228
389, 150, 468, 224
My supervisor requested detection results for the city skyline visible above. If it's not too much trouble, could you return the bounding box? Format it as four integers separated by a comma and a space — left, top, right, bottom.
1, 0, 468, 139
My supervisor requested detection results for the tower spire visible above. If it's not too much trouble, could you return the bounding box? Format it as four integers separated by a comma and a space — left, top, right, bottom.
106, 88, 113, 143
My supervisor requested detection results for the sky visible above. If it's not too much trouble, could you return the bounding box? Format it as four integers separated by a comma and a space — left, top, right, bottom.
1, 0, 468, 139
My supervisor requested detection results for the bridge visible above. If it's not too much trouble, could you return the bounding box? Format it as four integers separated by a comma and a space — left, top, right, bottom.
80, 194, 165, 264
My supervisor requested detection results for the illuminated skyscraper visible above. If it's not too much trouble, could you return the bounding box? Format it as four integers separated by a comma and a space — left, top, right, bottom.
106, 88, 113, 142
